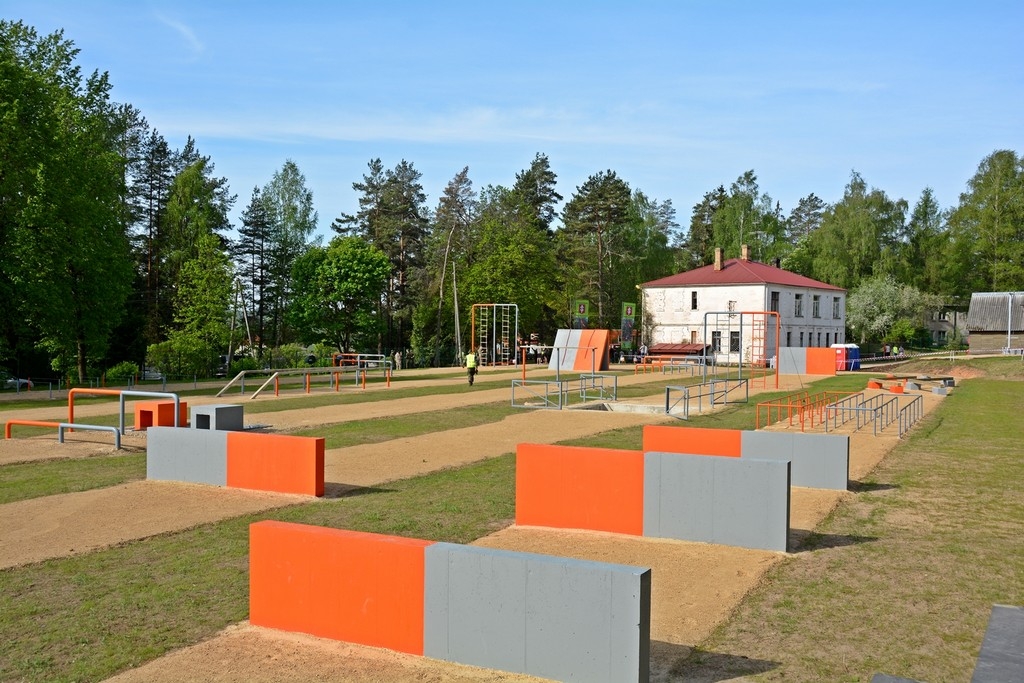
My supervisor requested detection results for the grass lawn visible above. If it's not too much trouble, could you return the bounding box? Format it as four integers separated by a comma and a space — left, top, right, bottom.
1, 358, 1021, 681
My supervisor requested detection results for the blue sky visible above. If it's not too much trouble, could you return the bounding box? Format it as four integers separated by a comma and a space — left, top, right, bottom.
4, 1, 1022, 240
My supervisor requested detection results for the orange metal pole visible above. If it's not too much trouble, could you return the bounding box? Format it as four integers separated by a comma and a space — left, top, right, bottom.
275, 376, 279, 397
6, 420, 62, 439
386, 369, 391, 387
305, 373, 310, 394
361, 370, 366, 390
68, 388, 123, 431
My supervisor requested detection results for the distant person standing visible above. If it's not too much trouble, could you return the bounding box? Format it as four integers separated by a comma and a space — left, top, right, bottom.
465, 350, 477, 386
639, 342, 648, 362
393, 350, 402, 371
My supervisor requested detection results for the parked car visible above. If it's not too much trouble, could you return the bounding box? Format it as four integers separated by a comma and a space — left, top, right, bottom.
142, 367, 163, 381
1, 371, 33, 390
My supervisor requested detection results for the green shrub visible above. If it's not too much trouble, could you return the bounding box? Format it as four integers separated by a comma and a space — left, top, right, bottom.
106, 361, 139, 382
229, 356, 260, 375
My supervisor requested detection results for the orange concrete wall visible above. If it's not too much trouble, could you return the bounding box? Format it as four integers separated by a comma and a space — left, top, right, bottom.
134, 401, 188, 430
515, 443, 644, 535
642, 425, 742, 457
805, 347, 837, 376
249, 521, 432, 654
226, 432, 324, 496
574, 329, 610, 371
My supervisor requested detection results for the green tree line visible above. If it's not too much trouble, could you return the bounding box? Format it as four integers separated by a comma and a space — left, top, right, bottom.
3, 21, 1022, 381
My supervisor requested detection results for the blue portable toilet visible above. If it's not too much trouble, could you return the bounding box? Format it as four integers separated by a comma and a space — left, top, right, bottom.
830, 343, 860, 371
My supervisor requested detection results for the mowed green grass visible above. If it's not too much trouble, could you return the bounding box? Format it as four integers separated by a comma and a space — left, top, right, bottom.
1, 358, 1021, 681
678, 371, 1024, 681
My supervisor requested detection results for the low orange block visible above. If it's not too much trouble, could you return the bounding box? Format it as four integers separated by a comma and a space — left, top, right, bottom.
516, 443, 644, 535
867, 380, 883, 389
642, 425, 742, 457
249, 521, 431, 654
134, 400, 188, 430
227, 432, 324, 496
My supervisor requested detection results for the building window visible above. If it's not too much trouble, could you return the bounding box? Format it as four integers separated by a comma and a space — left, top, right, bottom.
770, 291, 779, 312
832, 297, 841, 319
799, 331, 804, 346
937, 330, 948, 343
711, 330, 722, 352
812, 295, 821, 318
691, 291, 698, 310
826, 332, 831, 347
938, 311, 949, 321
786, 331, 791, 347
794, 294, 804, 318
728, 300, 736, 313
730, 331, 740, 352
817, 332, 822, 347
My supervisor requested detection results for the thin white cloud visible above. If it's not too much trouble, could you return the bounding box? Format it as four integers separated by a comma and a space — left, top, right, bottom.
154, 105, 696, 149
154, 12, 204, 59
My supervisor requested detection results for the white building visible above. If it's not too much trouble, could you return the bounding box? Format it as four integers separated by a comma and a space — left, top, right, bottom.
639, 246, 847, 364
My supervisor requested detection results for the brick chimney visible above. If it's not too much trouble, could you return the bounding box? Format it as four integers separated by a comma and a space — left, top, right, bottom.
714, 247, 723, 271
741, 244, 750, 261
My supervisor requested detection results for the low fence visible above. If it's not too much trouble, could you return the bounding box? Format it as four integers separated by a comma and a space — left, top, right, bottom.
511, 380, 566, 409
511, 374, 618, 409
664, 378, 748, 420
755, 391, 858, 431
760, 390, 926, 437
897, 395, 924, 437
824, 394, 899, 436
576, 373, 618, 402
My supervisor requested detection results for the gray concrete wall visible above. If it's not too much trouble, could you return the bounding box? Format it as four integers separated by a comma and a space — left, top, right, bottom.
741, 431, 849, 490
778, 346, 806, 374
643, 452, 791, 552
146, 426, 228, 486
424, 543, 650, 683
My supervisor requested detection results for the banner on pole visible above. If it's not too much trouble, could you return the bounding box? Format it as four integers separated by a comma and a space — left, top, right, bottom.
620, 302, 636, 349
573, 299, 589, 328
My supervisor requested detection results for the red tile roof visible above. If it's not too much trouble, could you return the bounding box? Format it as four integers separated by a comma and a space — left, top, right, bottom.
649, 343, 709, 356
642, 258, 844, 291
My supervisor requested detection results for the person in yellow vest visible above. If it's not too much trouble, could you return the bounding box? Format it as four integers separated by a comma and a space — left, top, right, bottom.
464, 350, 477, 386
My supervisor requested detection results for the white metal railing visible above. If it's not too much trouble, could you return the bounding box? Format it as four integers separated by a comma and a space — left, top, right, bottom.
511, 380, 567, 409
664, 378, 748, 420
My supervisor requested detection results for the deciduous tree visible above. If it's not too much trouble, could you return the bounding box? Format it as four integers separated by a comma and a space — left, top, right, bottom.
289, 236, 391, 353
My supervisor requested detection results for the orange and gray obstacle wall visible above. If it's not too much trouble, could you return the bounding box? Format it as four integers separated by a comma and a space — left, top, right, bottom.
249, 522, 651, 683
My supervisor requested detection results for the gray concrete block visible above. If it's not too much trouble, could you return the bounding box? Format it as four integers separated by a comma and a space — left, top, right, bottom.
146, 426, 228, 486
643, 452, 715, 543
644, 452, 791, 552
971, 604, 1024, 682
716, 458, 790, 552
741, 431, 849, 490
424, 543, 650, 683
778, 346, 806, 375
191, 403, 244, 431
933, 386, 948, 396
